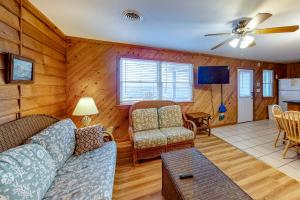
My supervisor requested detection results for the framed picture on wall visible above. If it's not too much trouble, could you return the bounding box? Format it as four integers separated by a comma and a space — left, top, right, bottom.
5, 53, 35, 84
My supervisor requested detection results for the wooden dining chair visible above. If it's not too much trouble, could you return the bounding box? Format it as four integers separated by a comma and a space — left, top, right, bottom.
271, 105, 285, 147
280, 111, 300, 159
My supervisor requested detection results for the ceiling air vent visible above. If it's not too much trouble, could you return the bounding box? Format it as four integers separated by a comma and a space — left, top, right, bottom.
122, 10, 143, 22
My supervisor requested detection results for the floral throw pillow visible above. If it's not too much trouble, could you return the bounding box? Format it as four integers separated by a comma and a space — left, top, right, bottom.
0, 144, 56, 200
28, 119, 76, 170
74, 125, 104, 156
158, 105, 183, 128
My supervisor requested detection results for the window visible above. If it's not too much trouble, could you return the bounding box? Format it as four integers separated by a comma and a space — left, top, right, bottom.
239, 70, 252, 97
119, 58, 193, 104
263, 70, 273, 97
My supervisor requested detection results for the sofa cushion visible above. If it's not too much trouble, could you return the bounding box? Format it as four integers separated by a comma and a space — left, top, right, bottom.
29, 119, 76, 170
133, 129, 167, 149
0, 144, 56, 200
74, 124, 104, 156
132, 108, 159, 132
158, 105, 183, 128
43, 141, 116, 200
160, 127, 194, 144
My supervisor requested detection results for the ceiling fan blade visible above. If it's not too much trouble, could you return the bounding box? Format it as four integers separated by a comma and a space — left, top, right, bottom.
211, 37, 235, 50
253, 25, 299, 34
245, 13, 272, 30
205, 33, 231, 36
247, 41, 256, 48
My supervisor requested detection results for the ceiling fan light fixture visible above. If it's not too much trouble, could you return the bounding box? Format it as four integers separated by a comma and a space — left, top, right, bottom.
240, 35, 255, 49
229, 38, 240, 48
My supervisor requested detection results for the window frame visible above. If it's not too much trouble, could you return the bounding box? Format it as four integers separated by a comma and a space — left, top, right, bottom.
116, 56, 194, 105
262, 69, 274, 98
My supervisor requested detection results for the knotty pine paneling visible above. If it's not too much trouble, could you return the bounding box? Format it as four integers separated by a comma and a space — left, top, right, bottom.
0, 0, 67, 124
66, 37, 286, 141
0, 0, 292, 137
287, 63, 300, 78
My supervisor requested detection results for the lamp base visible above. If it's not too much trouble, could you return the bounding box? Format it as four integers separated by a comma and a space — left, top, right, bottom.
82, 116, 91, 127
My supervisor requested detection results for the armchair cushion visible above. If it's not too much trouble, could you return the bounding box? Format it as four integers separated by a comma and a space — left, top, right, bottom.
132, 108, 159, 132
160, 127, 194, 144
133, 129, 167, 149
158, 105, 183, 128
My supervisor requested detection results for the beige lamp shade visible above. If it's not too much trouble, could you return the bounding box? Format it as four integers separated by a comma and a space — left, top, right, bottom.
72, 97, 99, 116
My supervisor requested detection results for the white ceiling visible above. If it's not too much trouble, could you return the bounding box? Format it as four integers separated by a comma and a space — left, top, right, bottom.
30, 0, 300, 63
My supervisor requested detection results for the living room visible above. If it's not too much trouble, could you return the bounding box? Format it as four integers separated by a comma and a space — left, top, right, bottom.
0, 0, 300, 199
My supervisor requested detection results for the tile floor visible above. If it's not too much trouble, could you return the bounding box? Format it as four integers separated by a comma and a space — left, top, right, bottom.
212, 120, 300, 181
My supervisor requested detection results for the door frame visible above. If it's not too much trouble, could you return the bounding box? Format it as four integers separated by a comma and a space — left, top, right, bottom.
236, 68, 256, 123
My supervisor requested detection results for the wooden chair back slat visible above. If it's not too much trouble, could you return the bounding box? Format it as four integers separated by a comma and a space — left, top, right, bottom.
281, 111, 300, 143
272, 105, 283, 130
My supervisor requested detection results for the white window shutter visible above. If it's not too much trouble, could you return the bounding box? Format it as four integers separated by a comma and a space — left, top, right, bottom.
119, 58, 193, 104
161, 62, 193, 102
120, 58, 159, 104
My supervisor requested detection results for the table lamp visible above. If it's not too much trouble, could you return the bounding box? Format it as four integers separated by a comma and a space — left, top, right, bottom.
72, 97, 99, 127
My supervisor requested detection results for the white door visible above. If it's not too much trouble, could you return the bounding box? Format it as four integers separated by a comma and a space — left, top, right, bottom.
238, 69, 254, 123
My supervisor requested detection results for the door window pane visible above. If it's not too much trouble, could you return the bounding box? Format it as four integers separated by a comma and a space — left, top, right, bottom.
239, 71, 251, 97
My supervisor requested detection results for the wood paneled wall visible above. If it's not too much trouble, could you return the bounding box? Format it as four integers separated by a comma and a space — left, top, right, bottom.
287, 63, 300, 78
0, 1, 291, 140
0, 0, 67, 124
66, 37, 286, 141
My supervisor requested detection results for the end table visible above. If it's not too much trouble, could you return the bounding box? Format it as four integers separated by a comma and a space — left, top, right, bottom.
186, 112, 212, 136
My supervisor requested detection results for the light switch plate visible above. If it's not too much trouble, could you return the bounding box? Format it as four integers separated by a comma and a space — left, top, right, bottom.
256, 89, 261, 93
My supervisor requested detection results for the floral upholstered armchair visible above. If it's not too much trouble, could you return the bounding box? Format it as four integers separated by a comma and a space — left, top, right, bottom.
128, 100, 197, 166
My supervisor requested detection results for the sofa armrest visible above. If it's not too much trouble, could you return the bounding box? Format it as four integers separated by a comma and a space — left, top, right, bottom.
102, 127, 115, 142
183, 119, 197, 138
103, 132, 114, 141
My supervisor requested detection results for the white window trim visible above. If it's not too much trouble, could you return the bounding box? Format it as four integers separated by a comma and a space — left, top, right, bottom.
118, 58, 194, 105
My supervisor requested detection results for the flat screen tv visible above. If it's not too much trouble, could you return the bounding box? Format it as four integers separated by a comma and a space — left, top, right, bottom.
198, 66, 229, 84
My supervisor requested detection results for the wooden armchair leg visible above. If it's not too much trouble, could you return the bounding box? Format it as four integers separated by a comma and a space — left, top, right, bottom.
282, 132, 287, 145
191, 140, 195, 147
274, 130, 281, 148
282, 140, 290, 159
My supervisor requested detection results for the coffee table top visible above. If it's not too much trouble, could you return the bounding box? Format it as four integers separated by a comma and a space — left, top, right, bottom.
161, 148, 253, 200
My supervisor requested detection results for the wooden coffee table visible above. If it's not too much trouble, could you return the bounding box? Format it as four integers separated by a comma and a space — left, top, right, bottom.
161, 148, 253, 200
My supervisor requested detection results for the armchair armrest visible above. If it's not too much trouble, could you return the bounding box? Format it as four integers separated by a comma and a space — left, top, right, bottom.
129, 126, 135, 147
183, 119, 197, 138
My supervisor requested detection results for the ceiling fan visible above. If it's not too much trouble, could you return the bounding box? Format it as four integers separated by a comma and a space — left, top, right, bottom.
205, 13, 299, 50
